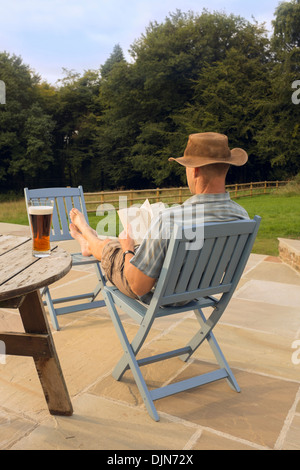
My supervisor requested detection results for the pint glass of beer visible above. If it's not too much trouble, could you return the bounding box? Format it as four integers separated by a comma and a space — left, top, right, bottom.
28, 200, 54, 257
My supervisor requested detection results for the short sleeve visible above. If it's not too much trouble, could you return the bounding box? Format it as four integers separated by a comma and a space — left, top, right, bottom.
130, 214, 169, 279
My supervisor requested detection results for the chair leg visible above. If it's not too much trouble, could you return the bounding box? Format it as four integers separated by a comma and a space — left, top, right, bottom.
43, 287, 60, 331
104, 291, 159, 421
205, 328, 240, 392
111, 311, 155, 382
41, 262, 106, 331
181, 308, 240, 392
91, 262, 106, 300
179, 308, 213, 363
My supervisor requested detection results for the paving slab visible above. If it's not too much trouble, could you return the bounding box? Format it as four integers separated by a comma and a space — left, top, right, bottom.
192, 430, 262, 450
234, 279, 300, 308
146, 317, 300, 381
221, 298, 300, 339
10, 394, 197, 450
281, 414, 300, 450
154, 362, 299, 449
0, 407, 37, 450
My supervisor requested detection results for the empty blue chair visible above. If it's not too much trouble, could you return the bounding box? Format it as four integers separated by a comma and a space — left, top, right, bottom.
24, 186, 106, 330
102, 216, 261, 421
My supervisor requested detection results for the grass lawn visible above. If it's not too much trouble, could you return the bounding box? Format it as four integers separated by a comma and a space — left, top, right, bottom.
0, 192, 299, 256
235, 194, 300, 256
0, 198, 29, 226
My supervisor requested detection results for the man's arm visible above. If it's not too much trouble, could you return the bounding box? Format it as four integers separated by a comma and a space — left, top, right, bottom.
119, 226, 156, 297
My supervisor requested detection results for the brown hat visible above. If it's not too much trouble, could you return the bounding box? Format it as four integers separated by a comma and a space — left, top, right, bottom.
169, 132, 248, 168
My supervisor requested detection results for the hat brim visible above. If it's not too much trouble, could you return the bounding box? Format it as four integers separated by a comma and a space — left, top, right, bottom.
169, 148, 248, 168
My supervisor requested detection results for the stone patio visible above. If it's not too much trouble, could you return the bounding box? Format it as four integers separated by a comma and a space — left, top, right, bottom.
0, 223, 300, 450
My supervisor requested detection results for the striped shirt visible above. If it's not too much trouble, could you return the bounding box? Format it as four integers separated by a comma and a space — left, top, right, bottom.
130, 192, 249, 279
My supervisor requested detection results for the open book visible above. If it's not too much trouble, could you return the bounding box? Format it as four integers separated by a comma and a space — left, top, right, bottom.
118, 199, 166, 245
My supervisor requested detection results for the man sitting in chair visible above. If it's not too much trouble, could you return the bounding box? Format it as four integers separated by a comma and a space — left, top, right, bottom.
69, 132, 249, 301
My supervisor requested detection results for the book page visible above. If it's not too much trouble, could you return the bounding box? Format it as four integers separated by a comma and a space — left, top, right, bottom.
149, 202, 166, 219
118, 199, 166, 245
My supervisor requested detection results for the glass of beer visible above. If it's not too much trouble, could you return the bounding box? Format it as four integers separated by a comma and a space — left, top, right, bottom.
28, 200, 54, 258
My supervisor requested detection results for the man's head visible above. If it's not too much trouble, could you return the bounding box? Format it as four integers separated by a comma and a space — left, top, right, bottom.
185, 163, 230, 194
169, 132, 248, 168
169, 132, 248, 194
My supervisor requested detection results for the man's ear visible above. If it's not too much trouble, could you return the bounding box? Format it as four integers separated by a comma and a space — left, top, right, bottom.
194, 167, 201, 177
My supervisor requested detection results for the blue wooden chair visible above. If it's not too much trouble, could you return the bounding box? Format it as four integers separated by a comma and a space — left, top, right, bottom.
102, 216, 261, 421
24, 186, 106, 330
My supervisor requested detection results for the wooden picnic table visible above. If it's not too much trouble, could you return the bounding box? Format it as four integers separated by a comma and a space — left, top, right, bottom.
0, 234, 73, 416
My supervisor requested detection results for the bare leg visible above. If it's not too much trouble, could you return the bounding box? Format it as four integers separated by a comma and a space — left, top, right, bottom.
69, 223, 92, 257
69, 208, 95, 237
69, 208, 111, 261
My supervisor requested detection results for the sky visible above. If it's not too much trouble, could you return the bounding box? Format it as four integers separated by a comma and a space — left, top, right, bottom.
0, 0, 281, 85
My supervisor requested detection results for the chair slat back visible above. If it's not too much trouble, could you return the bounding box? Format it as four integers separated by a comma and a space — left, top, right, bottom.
198, 236, 227, 289
152, 217, 260, 309
24, 186, 88, 242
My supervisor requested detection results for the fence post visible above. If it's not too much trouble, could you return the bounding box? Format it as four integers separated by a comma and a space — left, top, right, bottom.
264, 181, 267, 194
276, 180, 279, 191
130, 190, 133, 206
156, 188, 160, 203
179, 187, 182, 204
250, 182, 253, 197
235, 183, 238, 198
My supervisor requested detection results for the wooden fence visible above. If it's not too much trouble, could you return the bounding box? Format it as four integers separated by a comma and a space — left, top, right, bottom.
84, 180, 289, 213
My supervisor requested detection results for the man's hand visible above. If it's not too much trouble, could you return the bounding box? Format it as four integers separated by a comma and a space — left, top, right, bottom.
118, 224, 156, 297
118, 224, 135, 253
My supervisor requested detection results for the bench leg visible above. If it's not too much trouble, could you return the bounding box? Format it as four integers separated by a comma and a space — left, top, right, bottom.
19, 291, 73, 416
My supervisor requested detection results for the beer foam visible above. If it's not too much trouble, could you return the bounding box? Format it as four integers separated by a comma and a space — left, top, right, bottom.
28, 206, 53, 215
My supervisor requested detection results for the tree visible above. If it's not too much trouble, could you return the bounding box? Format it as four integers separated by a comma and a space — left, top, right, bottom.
126, 11, 271, 185
8, 103, 55, 186
101, 44, 125, 78
255, 0, 300, 178
53, 68, 102, 188
96, 60, 146, 189
174, 20, 271, 183
272, 0, 300, 52
1, 5, 299, 194
0, 52, 49, 191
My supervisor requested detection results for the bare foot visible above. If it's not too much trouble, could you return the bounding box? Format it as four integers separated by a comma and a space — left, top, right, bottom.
69, 208, 89, 232
69, 223, 92, 257
69, 208, 97, 237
